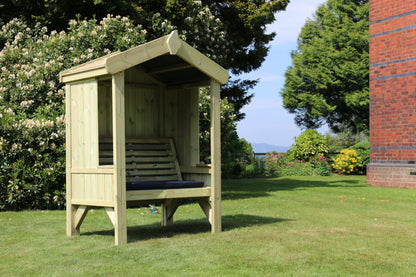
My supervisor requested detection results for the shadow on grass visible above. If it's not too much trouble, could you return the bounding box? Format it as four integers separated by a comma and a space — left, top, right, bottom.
222, 177, 367, 201
83, 214, 292, 243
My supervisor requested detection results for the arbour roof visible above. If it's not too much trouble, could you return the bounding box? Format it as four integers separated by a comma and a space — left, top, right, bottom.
59, 31, 229, 86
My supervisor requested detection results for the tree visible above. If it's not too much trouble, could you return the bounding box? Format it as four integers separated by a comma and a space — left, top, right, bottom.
0, 0, 289, 121
280, 0, 369, 133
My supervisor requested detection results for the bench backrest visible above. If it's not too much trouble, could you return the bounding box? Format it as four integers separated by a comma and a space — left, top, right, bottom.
99, 137, 183, 182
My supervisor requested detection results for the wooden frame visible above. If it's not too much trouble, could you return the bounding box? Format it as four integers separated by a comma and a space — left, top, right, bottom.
61, 31, 229, 245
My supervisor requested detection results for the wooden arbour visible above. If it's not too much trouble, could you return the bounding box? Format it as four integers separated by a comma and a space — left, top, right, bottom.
60, 31, 228, 245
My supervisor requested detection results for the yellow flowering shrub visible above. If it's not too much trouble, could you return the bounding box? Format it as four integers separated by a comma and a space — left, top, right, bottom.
332, 149, 364, 175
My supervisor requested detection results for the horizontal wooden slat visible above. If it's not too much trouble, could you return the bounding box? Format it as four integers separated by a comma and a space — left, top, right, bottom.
99, 136, 183, 182
126, 187, 211, 201
101, 150, 172, 157
100, 157, 114, 164
126, 175, 178, 182
125, 150, 172, 157
71, 199, 114, 207
125, 137, 172, 144
126, 169, 177, 176
126, 156, 175, 163
126, 163, 174, 170
125, 144, 170, 150
71, 168, 114, 174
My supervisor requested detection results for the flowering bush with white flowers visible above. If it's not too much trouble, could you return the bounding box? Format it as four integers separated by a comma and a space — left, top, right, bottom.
0, 8, 229, 210
198, 88, 252, 178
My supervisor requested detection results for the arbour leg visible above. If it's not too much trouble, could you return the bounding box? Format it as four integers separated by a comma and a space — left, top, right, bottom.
161, 199, 181, 226
67, 205, 89, 236
197, 198, 212, 224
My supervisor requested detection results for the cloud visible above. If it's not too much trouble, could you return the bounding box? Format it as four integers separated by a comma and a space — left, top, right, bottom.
268, 0, 326, 46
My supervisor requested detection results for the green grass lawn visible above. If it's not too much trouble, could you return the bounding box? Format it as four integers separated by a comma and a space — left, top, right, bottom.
2, 175, 416, 276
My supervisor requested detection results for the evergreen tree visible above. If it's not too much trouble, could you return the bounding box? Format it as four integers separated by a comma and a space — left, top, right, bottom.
280, 0, 369, 133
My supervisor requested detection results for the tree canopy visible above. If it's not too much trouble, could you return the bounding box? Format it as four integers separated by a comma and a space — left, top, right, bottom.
280, 0, 369, 133
0, 0, 290, 121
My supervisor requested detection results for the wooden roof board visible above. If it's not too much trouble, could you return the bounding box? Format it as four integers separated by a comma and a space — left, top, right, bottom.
59, 31, 229, 85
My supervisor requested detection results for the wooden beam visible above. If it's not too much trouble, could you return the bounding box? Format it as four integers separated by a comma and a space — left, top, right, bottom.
180, 166, 211, 174
126, 187, 211, 201
112, 71, 127, 245
65, 83, 76, 236
210, 79, 222, 233
105, 207, 116, 227
175, 39, 229, 85
197, 199, 212, 224
74, 205, 90, 231
147, 63, 193, 75
161, 199, 182, 226
106, 36, 170, 74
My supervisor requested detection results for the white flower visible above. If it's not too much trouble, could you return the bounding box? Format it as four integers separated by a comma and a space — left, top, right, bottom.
4, 108, 14, 115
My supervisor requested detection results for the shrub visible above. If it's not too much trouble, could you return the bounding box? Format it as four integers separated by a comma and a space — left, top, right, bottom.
264, 152, 285, 177
349, 141, 369, 173
332, 149, 363, 174
312, 156, 332, 176
279, 160, 314, 176
290, 129, 329, 161
0, 9, 229, 210
264, 152, 331, 177
0, 16, 148, 210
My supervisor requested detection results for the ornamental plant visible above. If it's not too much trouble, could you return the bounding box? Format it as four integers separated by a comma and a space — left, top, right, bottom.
265, 152, 285, 177
332, 149, 363, 175
0, 8, 229, 210
290, 129, 329, 161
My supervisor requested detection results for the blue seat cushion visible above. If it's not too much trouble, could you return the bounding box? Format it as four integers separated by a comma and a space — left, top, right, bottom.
126, 180, 204, 190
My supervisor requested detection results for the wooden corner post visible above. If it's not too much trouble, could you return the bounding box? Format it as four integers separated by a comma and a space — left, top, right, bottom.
210, 79, 222, 233
65, 83, 76, 236
112, 72, 127, 245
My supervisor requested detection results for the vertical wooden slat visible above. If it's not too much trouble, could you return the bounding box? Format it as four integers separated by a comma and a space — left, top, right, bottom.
112, 72, 127, 245
190, 88, 200, 166
70, 84, 81, 167
97, 174, 104, 201
210, 79, 222, 233
125, 86, 136, 137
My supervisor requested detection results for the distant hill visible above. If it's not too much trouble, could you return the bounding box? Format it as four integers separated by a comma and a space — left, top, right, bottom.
251, 143, 290, 153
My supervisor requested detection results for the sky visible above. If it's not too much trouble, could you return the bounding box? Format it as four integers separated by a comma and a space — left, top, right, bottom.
235, 0, 327, 148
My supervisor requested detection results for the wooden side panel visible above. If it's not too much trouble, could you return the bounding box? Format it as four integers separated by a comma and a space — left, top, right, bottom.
125, 85, 160, 137
70, 80, 99, 168
162, 88, 198, 166
71, 173, 114, 203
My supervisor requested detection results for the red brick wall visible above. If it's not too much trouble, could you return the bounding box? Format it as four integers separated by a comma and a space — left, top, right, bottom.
368, 0, 416, 187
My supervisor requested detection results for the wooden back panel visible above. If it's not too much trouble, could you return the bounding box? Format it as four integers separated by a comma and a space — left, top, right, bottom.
99, 137, 183, 182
